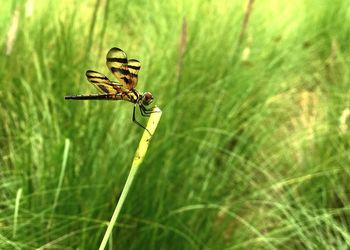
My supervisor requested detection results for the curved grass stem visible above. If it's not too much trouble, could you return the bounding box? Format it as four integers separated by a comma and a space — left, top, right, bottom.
99, 107, 162, 250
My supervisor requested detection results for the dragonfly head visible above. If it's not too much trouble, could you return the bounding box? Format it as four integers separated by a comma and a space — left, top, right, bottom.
141, 92, 154, 106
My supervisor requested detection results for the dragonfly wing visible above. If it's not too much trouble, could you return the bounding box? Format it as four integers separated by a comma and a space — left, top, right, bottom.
106, 47, 133, 89
86, 70, 122, 94
128, 59, 141, 89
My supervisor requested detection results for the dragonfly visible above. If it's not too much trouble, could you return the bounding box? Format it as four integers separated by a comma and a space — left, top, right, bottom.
65, 47, 156, 133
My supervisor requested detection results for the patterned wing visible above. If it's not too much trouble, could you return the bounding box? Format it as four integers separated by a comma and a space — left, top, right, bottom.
86, 70, 122, 94
128, 59, 141, 89
106, 47, 133, 89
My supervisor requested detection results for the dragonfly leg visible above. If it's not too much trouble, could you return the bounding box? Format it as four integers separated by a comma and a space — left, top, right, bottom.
139, 105, 151, 117
133, 105, 152, 135
140, 105, 159, 116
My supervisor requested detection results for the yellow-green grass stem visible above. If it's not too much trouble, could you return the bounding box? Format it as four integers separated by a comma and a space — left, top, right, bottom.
13, 188, 22, 238
99, 106, 162, 250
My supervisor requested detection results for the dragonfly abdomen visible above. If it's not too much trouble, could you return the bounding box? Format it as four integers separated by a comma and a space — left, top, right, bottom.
65, 94, 121, 100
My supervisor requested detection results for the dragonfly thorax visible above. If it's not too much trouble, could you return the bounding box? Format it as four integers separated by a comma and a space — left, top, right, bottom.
140, 92, 154, 106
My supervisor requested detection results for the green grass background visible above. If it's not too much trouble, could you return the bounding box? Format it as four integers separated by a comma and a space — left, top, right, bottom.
1, 0, 350, 249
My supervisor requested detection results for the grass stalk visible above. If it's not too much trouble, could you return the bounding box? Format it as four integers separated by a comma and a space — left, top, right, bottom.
48, 138, 70, 228
238, 0, 255, 44
99, 107, 162, 250
13, 188, 22, 238
86, 0, 102, 55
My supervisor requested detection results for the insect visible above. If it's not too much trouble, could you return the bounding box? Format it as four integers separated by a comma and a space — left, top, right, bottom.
65, 47, 156, 133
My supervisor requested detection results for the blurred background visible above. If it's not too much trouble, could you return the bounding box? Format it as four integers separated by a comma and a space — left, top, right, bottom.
1, 0, 350, 249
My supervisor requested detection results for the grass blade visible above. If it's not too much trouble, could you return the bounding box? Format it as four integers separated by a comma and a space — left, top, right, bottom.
13, 188, 22, 238
99, 107, 162, 250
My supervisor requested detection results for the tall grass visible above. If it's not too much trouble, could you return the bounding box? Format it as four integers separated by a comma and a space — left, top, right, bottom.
1, 0, 350, 249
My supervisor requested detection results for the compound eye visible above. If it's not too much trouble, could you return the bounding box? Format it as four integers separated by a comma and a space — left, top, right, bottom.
143, 92, 154, 105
